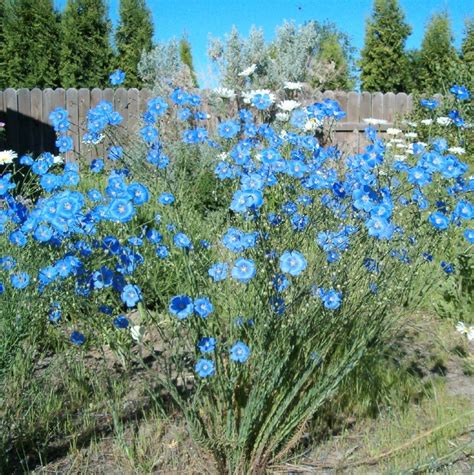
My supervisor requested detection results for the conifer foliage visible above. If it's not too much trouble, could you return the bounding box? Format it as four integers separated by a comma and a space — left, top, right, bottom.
115, 0, 153, 87
416, 13, 460, 93
179, 35, 198, 87
359, 0, 411, 92
59, 0, 113, 88
1, 0, 60, 89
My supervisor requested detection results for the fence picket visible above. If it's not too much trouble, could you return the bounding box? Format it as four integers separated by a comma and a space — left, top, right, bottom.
0, 89, 417, 157
66, 88, 79, 163
31, 88, 43, 152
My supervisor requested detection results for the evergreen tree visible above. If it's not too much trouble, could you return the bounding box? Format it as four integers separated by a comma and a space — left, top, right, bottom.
59, 0, 113, 88
417, 13, 460, 93
461, 19, 474, 69
2, 0, 60, 88
115, 0, 153, 87
313, 30, 354, 90
359, 0, 411, 92
179, 35, 198, 87
0, 0, 7, 89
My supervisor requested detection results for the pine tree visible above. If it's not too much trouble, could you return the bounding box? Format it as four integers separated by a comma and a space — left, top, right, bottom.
0, 0, 7, 89
179, 35, 198, 87
2, 0, 60, 88
59, 0, 113, 88
359, 0, 411, 92
461, 20, 474, 69
417, 13, 460, 93
115, 0, 153, 88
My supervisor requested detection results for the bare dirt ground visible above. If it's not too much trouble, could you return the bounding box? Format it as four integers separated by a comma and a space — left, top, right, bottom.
29, 313, 474, 474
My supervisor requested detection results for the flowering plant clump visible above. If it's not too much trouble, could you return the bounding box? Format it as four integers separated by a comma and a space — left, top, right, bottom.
0, 73, 472, 473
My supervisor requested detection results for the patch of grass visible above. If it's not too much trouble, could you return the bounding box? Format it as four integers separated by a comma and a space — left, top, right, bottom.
279, 382, 473, 473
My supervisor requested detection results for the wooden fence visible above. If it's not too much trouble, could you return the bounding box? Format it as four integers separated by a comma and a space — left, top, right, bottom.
0, 88, 419, 157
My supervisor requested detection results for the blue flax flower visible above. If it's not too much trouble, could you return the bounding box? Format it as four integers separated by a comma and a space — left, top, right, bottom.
169, 295, 194, 320
279, 251, 307, 276
230, 341, 251, 363
195, 358, 215, 377
231, 258, 256, 283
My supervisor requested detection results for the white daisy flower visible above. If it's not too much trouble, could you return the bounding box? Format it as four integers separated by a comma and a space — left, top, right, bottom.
242, 89, 275, 104
53, 155, 64, 165
405, 132, 418, 139
363, 118, 388, 125
283, 81, 305, 90
238, 64, 257, 77
420, 119, 433, 125
0, 150, 17, 165
447, 146, 465, 155
277, 100, 301, 112
386, 127, 402, 135
213, 87, 236, 99
436, 117, 452, 126
275, 112, 290, 122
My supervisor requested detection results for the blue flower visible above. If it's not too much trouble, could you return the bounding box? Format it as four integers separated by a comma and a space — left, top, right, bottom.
231, 258, 256, 283
158, 192, 175, 205
464, 229, 474, 244
408, 166, 431, 187
429, 211, 449, 230
230, 189, 263, 213
218, 120, 240, 139
173, 232, 192, 249
70, 331, 86, 345
108, 145, 123, 161
448, 110, 464, 127
11, 272, 29, 289
177, 108, 192, 121
108, 198, 135, 223
121, 284, 142, 307
113, 315, 129, 329
365, 217, 394, 240
9, 230, 27, 247
197, 337, 216, 353
169, 295, 194, 320
208, 262, 228, 282
146, 228, 162, 244
55, 135, 73, 153
49, 303, 61, 323
170, 88, 189, 105
109, 69, 126, 85
453, 200, 473, 221
155, 245, 169, 258
194, 297, 214, 318
450, 85, 470, 100
140, 125, 159, 143
441, 261, 454, 274
420, 98, 438, 110
148, 96, 169, 117
279, 251, 307, 276
90, 158, 104, 173
251, 93, 273, 110
320, 289, 342, 310
230, 341, 251, 363
126, 183, 149, 206
195, 358, 215, 377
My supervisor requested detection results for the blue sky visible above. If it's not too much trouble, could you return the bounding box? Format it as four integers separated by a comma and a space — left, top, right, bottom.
55, 0, 472, 87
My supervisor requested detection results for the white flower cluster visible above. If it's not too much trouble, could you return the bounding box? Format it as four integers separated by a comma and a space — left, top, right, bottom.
242, 89, 276, 105
213, 87, 236, 100
456, 322, 474, 341
0, 150, 17, 165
